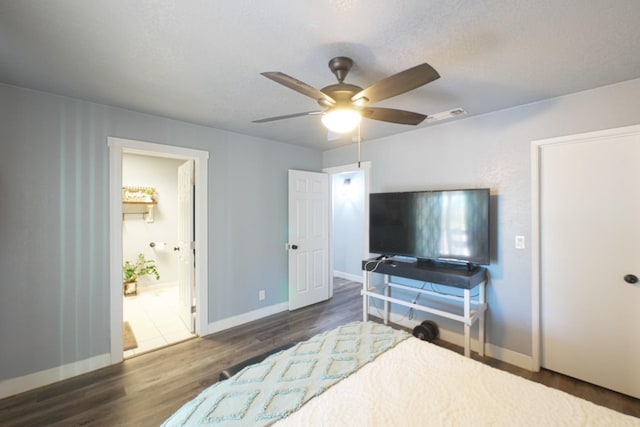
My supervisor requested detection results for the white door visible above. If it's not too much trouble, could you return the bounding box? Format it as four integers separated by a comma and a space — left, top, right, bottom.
541, 128, 640, 398
178, 160, 195, 333
288, 170, 330, 310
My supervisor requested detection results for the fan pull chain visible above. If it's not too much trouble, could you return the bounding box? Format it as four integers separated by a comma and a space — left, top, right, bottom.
357, 123, 361, 168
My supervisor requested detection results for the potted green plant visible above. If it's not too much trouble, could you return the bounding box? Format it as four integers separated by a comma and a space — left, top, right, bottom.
123, 253, 160, 296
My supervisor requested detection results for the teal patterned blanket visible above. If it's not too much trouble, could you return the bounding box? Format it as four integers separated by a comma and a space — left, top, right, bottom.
162, 321, 409, 426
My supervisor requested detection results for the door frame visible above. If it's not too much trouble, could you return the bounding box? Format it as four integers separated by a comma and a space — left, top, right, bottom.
107, 137, 209, 364
323, 161, 371, 296
531, 123, 640, 372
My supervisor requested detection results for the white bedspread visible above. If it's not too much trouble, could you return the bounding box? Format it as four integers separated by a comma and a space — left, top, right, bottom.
275, 337, 639, 426
162, 322, 409, 426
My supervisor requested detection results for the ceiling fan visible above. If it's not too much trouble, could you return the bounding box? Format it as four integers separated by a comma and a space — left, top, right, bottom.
253, 57, 440, 133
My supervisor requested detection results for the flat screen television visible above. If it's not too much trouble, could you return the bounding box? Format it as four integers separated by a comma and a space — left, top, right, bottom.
369, 188, 490, 265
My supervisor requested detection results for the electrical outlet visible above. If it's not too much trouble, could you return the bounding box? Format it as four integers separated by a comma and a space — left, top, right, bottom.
515, 235, 525, 249
259, 290, 265, 301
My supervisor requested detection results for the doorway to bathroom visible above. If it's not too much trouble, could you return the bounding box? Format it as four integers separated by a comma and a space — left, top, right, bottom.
108, 137, 209, 364
121, 153, 194, 357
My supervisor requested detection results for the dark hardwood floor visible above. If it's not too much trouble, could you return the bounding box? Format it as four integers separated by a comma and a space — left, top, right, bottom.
1, 278, 638, 426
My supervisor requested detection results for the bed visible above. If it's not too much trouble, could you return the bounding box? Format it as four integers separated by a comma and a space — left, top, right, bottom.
163, 321, 639, 426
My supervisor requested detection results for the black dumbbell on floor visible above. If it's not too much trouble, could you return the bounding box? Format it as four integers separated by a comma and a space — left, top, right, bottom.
412, 320, 439, 342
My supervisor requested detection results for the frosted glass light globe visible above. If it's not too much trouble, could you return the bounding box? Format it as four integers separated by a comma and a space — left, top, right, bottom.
321, 108, 361, 133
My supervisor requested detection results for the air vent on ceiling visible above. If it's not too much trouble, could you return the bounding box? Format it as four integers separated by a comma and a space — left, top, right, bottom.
425, 107, 467, 122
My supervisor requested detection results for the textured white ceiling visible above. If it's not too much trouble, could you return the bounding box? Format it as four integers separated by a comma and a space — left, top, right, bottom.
2, 0, 640, 149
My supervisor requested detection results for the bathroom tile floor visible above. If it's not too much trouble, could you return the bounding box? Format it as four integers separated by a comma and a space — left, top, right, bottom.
123, 282, 195, 358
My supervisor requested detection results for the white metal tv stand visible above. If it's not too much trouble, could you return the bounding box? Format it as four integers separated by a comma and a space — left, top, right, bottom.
362, 258, 488, 357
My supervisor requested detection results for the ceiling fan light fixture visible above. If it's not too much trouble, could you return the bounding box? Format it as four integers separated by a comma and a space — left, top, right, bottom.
352, 96, 369, 107
322, 108, 361, 133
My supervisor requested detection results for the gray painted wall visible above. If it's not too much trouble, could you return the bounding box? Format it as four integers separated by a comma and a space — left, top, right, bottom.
323, 78, 640, 356
3, 76, 639, 383
0, 83, 321, 381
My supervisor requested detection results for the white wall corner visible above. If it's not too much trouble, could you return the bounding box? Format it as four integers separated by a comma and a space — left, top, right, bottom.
333, 270, 362, 282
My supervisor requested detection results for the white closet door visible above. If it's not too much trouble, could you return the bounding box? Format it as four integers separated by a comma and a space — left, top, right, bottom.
541, 128, 640, 398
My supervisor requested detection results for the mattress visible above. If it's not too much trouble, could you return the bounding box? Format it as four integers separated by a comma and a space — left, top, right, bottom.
276, 337, 639, 426
164, 322, 639, 426
162, 321, 409, 426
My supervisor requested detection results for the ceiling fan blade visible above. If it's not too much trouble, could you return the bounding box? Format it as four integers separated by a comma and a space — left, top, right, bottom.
361, 107, 427, 125
252, 111, 323, 123
352, 63, 440, 105
261, 72, 336, 105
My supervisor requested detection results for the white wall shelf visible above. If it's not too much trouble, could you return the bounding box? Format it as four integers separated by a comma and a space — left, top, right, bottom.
122, 186, 157, 222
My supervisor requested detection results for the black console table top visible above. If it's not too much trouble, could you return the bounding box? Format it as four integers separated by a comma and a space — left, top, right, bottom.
362, 258, 487, 289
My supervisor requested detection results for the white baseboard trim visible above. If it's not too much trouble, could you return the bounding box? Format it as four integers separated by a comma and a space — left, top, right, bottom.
206, 302, 289, 335
437, 328, 535, 371
333, 271, 362, 282
371, 313, 535, 371
0, 353, 112, 400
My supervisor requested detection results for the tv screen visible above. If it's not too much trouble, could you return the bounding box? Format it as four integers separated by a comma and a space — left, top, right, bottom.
369, 188, 490, 265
